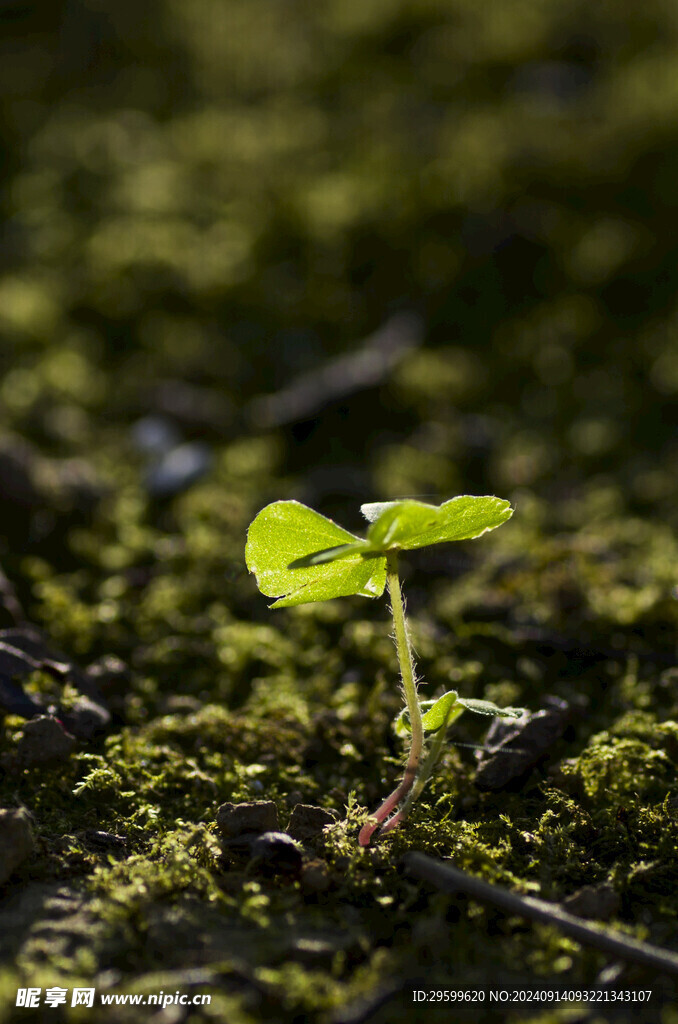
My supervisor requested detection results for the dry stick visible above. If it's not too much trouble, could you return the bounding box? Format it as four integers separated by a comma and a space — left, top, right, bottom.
404, 852, 678, 977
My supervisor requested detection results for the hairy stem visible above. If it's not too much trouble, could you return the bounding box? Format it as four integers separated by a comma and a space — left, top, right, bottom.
377, 705, 465, 836
359, 551, 424, 846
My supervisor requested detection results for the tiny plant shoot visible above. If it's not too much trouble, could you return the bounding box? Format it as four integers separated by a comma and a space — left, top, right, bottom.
245, 495, 521, 846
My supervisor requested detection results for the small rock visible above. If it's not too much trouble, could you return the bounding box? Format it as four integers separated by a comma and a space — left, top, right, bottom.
287, 804, 339, 844
216, 801, 279, 839
0, 627, 70, 676
83, 830, 127, 850
300, 859, 331, 893
475, 696, 572, 791
131, 415, 182, 456
0, 809, 35, 884
145, 442, 212, 498
15, 716, 76, 766
563, 882, 620, 921
61, 698, 111, 740
249, 832, 302, 875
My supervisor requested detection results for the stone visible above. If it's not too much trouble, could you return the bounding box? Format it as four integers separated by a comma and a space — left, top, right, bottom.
216, 801, 279, 839
563, 882, 621, 921
145, 442, 212, 498
286, 804, 339, 843
248, 832, 302, 875
475, 696, 572, 791
60, 697, 111, 740
0, 808, 35, 884
15, 716, 76, 766
131, 415, 181, 456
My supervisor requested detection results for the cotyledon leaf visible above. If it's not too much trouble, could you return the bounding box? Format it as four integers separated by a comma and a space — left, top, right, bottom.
246, 494, 513, 608
360, 495, 513, 551
394, 691, 464, 737
245, 500, 386, 608
395, 691, 525, 735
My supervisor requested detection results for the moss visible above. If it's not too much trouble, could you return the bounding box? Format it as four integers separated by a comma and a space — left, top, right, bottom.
3, 484, 678, 1024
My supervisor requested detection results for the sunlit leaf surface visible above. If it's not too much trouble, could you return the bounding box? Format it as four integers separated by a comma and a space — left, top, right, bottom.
246, 500, 386, 607
361, 495, 513, 551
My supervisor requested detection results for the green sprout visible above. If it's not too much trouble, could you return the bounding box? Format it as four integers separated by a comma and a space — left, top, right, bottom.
245, 495, 522, 846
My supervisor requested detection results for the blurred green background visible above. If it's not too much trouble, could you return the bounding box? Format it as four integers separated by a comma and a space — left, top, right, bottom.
4, 0, 678, 533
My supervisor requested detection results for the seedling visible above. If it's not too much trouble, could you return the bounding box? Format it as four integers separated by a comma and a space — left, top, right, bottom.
245, 495, 522, 845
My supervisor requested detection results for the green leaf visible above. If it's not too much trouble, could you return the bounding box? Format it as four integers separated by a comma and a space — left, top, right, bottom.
360, 495, 513, 552
245, 500, 387, 608
421, 690, 462, 731
365, 500, 439, 549
395, 690, 464, 736
394, 691, 525, 736
456, 698, 525, 718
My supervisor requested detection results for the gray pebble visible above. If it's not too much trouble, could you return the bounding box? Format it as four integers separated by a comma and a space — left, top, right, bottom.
60, 698, 111, 740
216, 801, 279, 838
15, 716, 76, 766
475, 697, 571, 791
563, 882, 620, 921
249, 832, 302, 875
0, 809, 35, 885
145, 442, 212, 498
131, 415, 182, 456
286, 804, 339, 843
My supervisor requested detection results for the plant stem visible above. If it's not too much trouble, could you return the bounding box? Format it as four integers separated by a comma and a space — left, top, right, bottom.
359, 551, 424, 846
378, 705, 465, 835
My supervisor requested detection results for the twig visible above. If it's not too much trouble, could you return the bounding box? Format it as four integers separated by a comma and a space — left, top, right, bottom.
246, 313, 422, 429
404, 852, 678, 977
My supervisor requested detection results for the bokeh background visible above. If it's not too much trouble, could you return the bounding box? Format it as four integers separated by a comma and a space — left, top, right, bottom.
3, 3, 678, 1019
5, 0, 678, 531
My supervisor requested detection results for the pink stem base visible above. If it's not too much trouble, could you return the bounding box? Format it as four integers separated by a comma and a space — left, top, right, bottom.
358, 765, 417, 847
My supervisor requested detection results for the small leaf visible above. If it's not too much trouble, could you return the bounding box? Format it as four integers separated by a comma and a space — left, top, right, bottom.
360, 495, 513, 552
421, 690, 462, 731
394, 692, 524, 735
456, 698, 525, 718
246, 501, 386, 608
394, 690, 464, 736
393, 704, 425, 738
